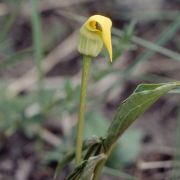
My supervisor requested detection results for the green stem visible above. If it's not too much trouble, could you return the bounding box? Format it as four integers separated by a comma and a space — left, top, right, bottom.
75, 55, 92, 165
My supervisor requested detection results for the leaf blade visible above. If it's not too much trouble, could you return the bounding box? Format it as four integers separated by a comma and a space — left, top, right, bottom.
104, 82, 180, 149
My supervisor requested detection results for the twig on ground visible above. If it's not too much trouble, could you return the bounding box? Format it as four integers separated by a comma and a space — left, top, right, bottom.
0, 3, 8, 16
137, 160, 180, 170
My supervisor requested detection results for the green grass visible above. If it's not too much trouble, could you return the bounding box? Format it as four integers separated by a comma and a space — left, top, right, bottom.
31, 0, 44, 97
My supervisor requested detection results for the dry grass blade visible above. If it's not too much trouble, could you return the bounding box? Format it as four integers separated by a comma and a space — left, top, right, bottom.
0, 3, 8, 16
137, 160, 180, 170
7, 31, 78, 96
21, 0, 96, 16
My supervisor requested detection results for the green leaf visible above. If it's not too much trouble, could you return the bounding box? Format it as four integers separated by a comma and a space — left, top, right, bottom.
104, 82, 180, 148
67, 154, 106, 180
80, 154, 106, 180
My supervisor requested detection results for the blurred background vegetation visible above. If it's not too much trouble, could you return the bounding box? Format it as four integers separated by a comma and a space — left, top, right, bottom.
0, 0, 180, 179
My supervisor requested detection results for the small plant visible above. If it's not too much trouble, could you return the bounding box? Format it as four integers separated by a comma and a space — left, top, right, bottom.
54, 15, 180, 180
76, 15, 112, 165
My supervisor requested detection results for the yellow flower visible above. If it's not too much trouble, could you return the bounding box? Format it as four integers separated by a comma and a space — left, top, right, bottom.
78, 15, 112, 62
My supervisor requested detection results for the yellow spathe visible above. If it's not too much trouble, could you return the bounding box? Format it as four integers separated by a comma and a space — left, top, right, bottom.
78, 15, 113, 62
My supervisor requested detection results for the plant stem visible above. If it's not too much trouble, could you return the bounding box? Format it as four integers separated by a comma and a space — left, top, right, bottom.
75, 55, 92, 165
